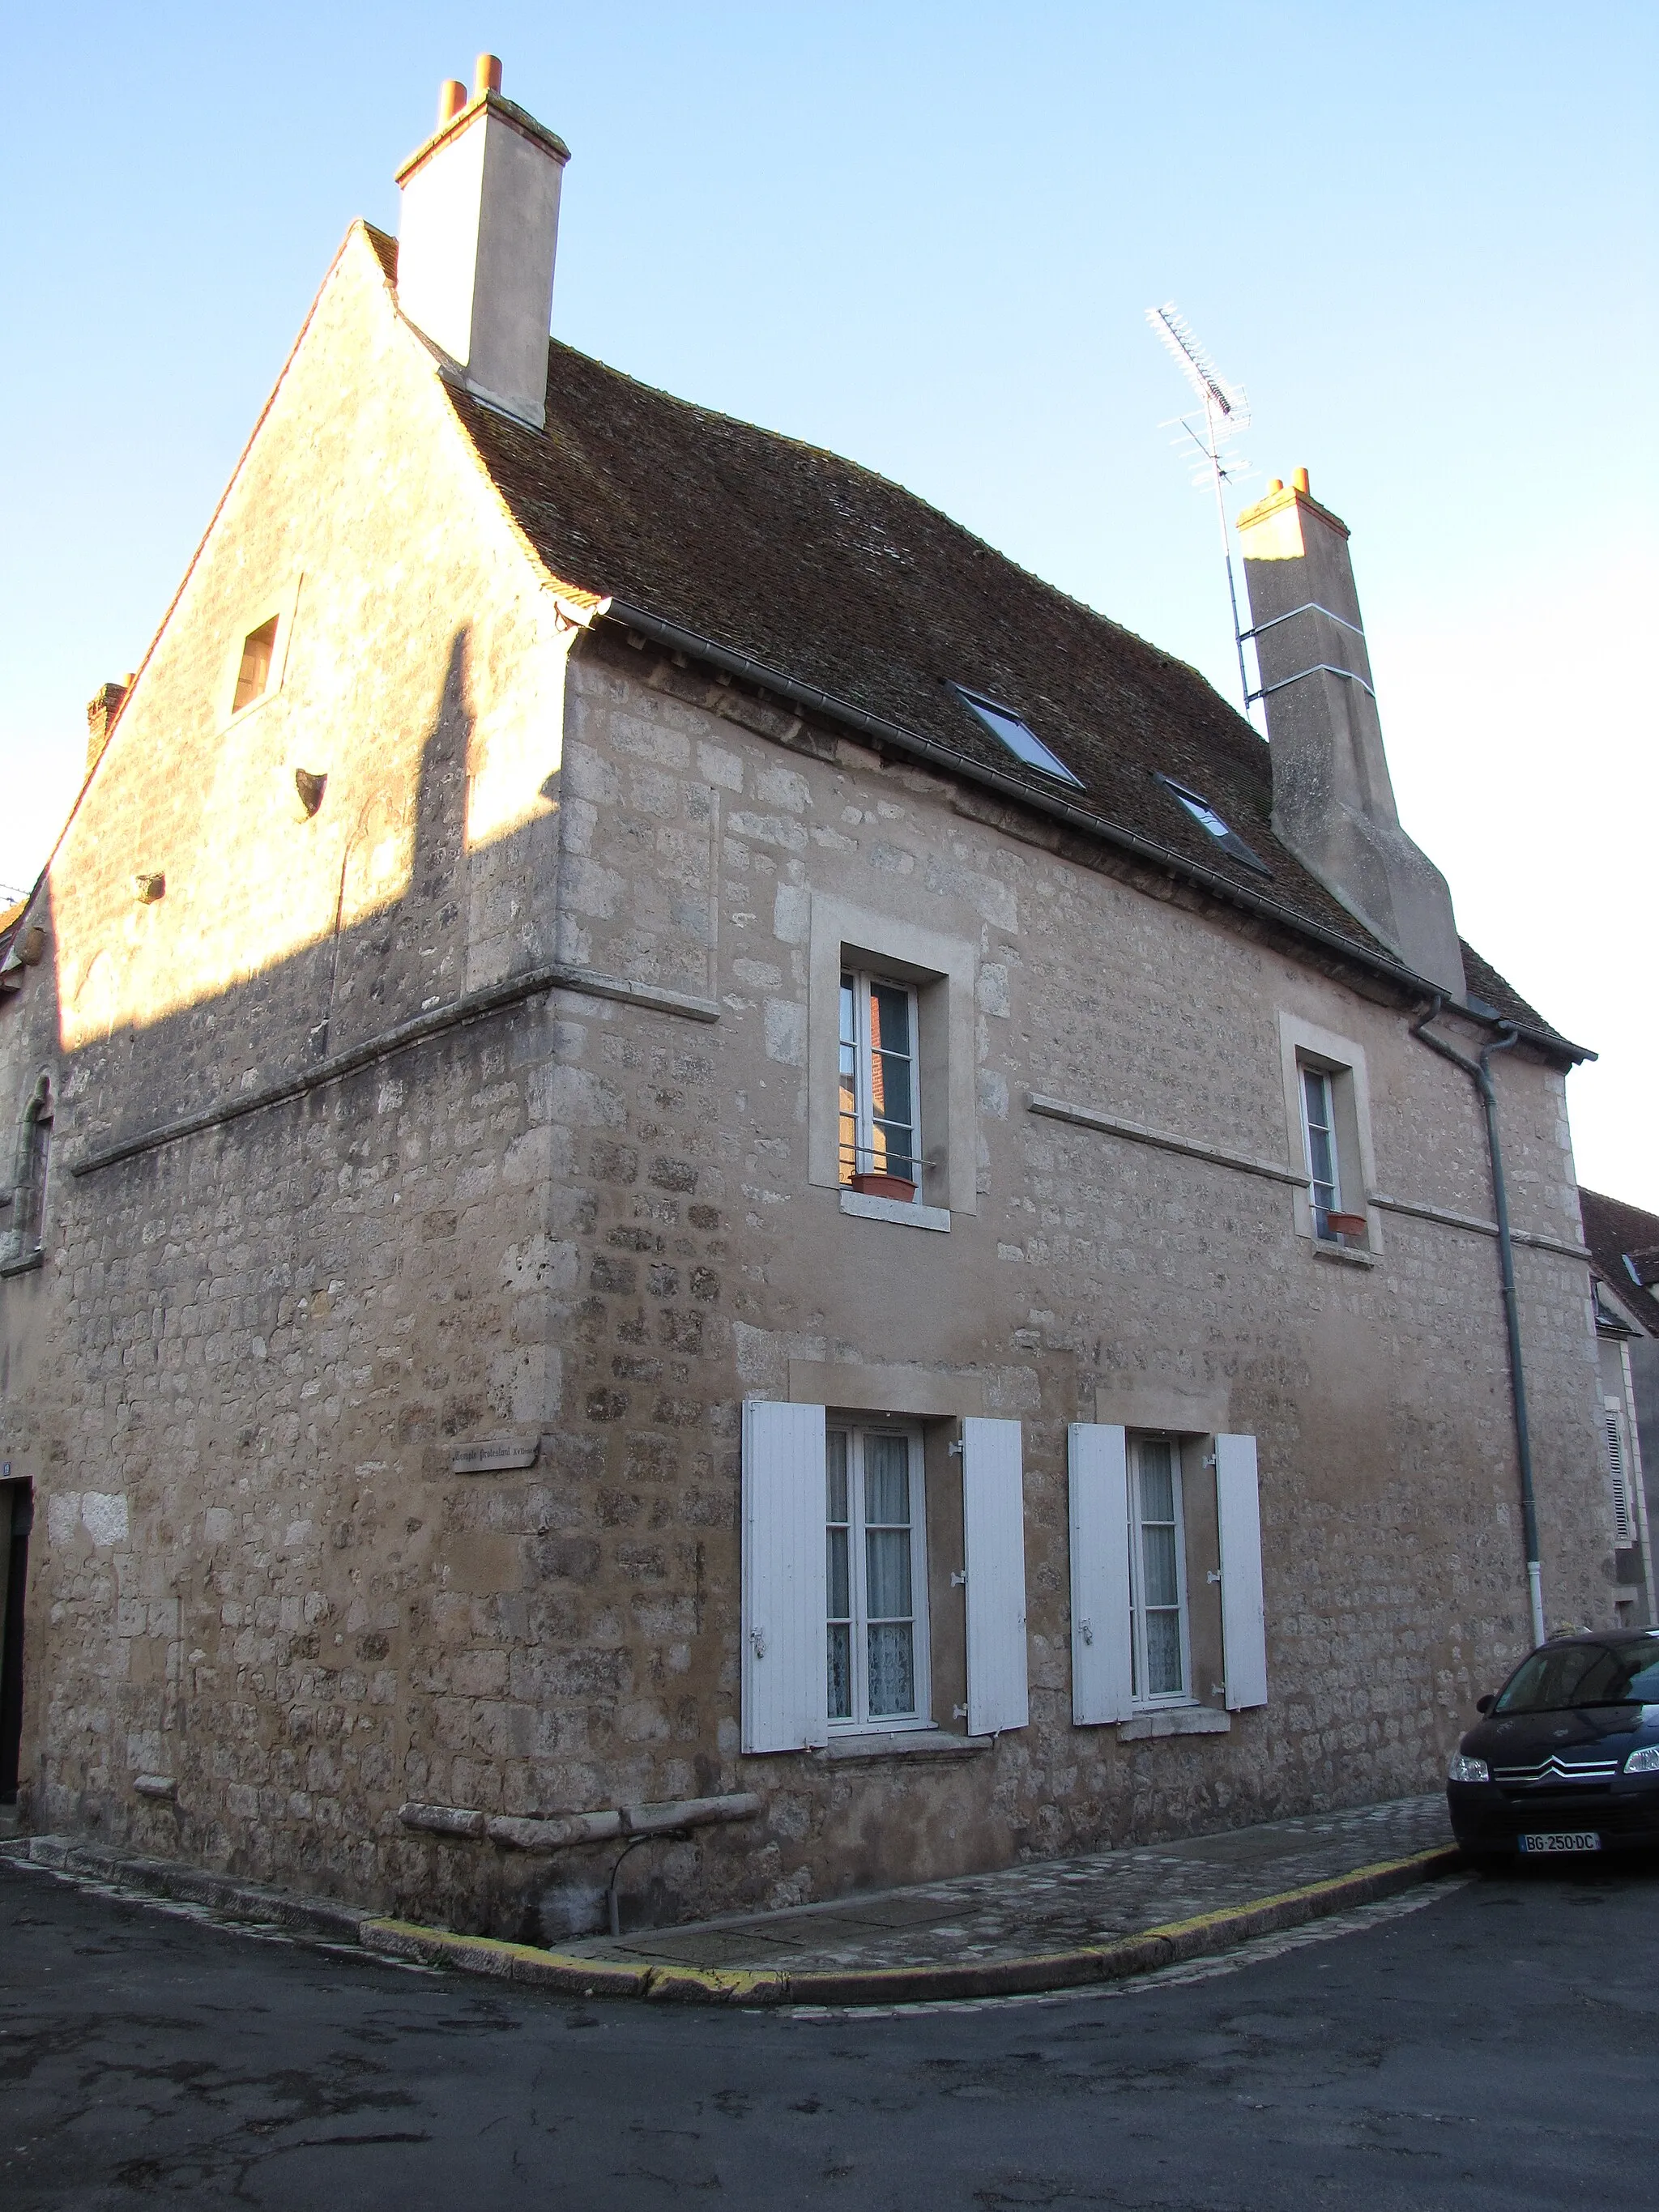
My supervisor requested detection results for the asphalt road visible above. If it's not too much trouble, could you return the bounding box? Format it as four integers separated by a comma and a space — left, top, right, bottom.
2, 1855, 1655, 2210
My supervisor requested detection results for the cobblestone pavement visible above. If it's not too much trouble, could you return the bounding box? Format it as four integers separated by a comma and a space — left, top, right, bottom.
567, 1791, 1453, 1974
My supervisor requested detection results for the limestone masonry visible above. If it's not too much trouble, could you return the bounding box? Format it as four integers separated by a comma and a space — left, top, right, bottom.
0, 66, 1640, 1941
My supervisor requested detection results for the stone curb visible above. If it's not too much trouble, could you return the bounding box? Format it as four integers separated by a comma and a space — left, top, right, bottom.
358, 1843, 1464, 2008
1, 1835, 369, 1946
4, 1831, 1461, 2007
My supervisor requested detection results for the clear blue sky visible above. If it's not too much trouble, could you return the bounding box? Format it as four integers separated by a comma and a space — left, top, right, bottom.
2, 3, 1654, 1201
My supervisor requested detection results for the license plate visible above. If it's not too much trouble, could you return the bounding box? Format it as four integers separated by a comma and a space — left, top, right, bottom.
1519, 1831, 1601, 1855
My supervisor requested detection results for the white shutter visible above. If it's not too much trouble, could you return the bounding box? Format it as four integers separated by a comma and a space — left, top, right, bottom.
1215, 1432, 1268, 1711
962, 1417, 1029, 1736
741, 1400, 829, 1753
1068, 1424, 1134, 1724
1606, 1409, 1636, 1548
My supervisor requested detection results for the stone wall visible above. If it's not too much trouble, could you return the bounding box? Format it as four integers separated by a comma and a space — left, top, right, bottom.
0, 271, 1616, 1938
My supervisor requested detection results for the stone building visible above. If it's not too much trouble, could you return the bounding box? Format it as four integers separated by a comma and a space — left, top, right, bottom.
1579, 1187, 1659, 1625
0, 65, 1624, 1932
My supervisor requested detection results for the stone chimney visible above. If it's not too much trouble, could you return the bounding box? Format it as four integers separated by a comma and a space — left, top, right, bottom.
85, 677, 130, 775
1237, 471, 1466, 999
394, 55, 569, 430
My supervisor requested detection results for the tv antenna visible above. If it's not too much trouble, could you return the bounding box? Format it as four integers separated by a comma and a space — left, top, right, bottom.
1146, 302, 1253, 711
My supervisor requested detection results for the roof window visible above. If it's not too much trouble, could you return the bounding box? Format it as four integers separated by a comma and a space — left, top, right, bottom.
1155, 773, 1272, 876
952, 687, 1082, 788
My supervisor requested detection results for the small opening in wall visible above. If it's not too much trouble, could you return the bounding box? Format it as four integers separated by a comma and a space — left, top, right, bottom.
232, 617, 279, 714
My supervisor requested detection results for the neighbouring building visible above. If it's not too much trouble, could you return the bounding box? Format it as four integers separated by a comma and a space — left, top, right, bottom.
1579, 1187, 1659, 1626
0, 64, 1626, 1934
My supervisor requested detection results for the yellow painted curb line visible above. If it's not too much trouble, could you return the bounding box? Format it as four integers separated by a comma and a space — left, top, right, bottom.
360, 1841, 1462, 2009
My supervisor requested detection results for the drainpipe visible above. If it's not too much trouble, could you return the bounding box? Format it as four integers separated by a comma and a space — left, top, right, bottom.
1410, 1000, 1547, 1647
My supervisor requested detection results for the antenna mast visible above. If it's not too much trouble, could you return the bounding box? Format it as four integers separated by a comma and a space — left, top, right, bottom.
1146, 302, 1253, 712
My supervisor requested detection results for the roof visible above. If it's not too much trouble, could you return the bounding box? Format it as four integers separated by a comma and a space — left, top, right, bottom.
360, 227, 1573, 1055
1580, 1187, 1659, 1337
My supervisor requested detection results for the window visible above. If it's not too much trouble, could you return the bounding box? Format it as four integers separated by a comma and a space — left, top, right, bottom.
1605, 1403, 1636, 1549
826, 1425, 929, 1730
1154, 774, 1271, 876
1300, 1066, 1341, 1238
15, 1080, 51, 1251
1128, 1435, 1189, 1704
953, 686, 1083, 787
232, 616, 279, 715
839, 971, 920, 1198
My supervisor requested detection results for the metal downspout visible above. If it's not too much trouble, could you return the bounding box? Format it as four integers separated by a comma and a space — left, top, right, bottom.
1410, 1000, 1548, 1646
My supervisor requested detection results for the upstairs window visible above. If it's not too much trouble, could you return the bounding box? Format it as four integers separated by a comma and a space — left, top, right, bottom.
839, 970, 920, 1200
953, 686, 1083, 787
232, 616, 279, 715
14, 1077, 51, 1253
1301, 1066, 1341, 1237
1155, 774, 1272, 876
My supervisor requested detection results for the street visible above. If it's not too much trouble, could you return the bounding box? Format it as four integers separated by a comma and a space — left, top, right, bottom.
2, 1856, 1654, 2210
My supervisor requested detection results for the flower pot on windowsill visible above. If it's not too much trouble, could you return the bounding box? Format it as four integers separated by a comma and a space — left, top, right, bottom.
1323, 1211, 1368, 1238
849, 1172, 917, 1203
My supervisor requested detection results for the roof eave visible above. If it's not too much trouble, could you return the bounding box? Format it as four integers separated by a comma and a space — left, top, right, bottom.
599, 599, 1593, 1068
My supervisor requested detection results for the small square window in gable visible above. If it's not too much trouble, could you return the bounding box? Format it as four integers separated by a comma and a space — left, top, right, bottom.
232, 617, 280, 714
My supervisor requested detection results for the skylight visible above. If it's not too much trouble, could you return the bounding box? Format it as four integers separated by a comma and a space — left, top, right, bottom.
1155, 774, 1272, 876
953, 687, 1083, 787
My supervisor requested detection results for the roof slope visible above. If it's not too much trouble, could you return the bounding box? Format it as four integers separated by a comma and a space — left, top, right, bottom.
361, 228, 1566, 1047
1581, 1187, 1659, 1336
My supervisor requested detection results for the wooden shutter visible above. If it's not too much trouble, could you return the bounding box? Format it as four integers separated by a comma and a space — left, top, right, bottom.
1068, 1424, 1134, 1724
962, 1417, 1029, 1736
1215, 1432, 1268, 1711
741, 1400, 829, 1753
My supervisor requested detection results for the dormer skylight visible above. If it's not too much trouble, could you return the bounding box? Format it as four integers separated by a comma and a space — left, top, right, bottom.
1155, 774, 1272, 876
953, 686, 1083, 788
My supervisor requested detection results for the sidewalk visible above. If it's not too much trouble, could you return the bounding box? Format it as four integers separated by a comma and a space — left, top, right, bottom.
366, 1791, 1459, 2005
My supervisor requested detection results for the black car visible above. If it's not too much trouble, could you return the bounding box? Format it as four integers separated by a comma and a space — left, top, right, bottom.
1448, 1630, 1659, 1863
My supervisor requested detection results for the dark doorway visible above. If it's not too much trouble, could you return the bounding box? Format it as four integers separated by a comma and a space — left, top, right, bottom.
0, 1480, 32, 1802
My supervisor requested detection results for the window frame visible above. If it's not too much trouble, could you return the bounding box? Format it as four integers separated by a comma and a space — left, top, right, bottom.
838, 969, 922, 1195
1127, 1432, 1192, 1709
1276, 1013, 1381, 1255
950, 684, 1084, 788
825, 1421, 932, 1735
11, 1076, 52, 1258
1299, 1063, 1343, 1238
219, 578, 301, 731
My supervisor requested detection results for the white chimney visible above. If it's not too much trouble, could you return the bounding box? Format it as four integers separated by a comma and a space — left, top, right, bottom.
394, 56, 569, 430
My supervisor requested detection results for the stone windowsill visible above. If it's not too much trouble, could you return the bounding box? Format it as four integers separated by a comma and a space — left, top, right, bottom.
839, 1190, 951, 1233
1310, 1238, 1377, 1268
0, 1247, 44, 1279
817, 1728, 992, 1762
1117, 1704, 1232, 1742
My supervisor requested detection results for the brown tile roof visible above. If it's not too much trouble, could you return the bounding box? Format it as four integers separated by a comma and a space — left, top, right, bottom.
1580, 1187, 1659, 1337
361, 226, 1576, 1056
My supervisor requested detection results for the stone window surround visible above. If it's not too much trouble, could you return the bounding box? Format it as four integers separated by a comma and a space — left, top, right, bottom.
1276, 1010, 1383, 1254
220, 573, 303, 731
807, 892, 978, 1220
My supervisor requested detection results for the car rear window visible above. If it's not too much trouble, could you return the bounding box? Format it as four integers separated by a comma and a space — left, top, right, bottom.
1494, 1639, 1659, 1714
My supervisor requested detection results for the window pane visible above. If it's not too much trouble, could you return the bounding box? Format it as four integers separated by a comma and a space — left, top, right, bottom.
1141, 1523, 1179, 1610
827, 1526, 850, 1620
867, 1622, 916, 1715
1145, 1610, 1183, 1697
828, 1624, 851, 1719
826, 1432, 849, 1524
864, 1433, 911, 1525
868, 982, 911, 1059
839, 974, 856, 1046
866, 1528, 913, 1621
1137, 1438, 1175, 1521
